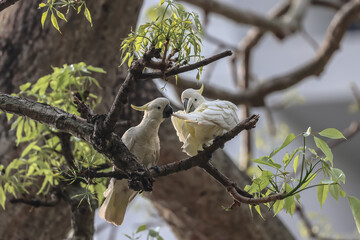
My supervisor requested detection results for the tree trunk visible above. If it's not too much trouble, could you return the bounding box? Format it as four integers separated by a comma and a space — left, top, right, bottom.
0, 1, 294, 239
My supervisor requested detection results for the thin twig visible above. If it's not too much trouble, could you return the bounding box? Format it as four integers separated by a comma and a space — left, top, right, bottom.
140, 50, 232, 80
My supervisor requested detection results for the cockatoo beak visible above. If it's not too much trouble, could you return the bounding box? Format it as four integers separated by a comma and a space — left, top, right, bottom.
163, 104, 173, 118
184, 98, 196, 113
183, 98, 189, 112
184, 98, 195, 113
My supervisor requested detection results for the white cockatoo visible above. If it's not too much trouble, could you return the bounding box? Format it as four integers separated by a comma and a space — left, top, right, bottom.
171, 85, 240, 156
99, 97, 173, 226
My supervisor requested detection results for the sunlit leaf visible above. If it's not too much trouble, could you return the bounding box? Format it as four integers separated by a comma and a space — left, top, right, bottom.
41, 10, 48, 29
55, 9, 67, 22
87, 66, 106, 74
253, 156, 281, 169
348, 195, 360, 234
317, 184, 329, 208
84, 6, 93, 27
20, 82, 32, 92
284, 184, 296, 216
314, 136, 333, 165
0, 186, 5, 209
319, 128, 346, 140
329, 184, 340, 201
269, 133, 296, 158
254, 205, 264, 220
50, 12, 61, 33
273, 199, 284, 216
293, 155, 299, 173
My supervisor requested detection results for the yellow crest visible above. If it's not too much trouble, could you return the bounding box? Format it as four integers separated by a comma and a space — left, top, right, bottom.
197, 84, 204, 95
131, 102, 151, 111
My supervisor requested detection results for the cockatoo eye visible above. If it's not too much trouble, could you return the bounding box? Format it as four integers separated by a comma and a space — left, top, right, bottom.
195, 99, 198, 101
157, 106, 161, 110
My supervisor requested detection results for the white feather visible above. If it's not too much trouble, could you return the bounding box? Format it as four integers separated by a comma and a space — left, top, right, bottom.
99, 98, 170, 225
172, 94, 240, 156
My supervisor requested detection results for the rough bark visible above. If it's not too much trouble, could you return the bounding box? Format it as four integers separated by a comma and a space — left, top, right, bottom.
0, 0, 143, 239
0, 1, 294, 240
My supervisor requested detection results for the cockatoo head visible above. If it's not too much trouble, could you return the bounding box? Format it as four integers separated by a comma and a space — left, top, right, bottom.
181, 85, 205, 113
131, 97, 173, 121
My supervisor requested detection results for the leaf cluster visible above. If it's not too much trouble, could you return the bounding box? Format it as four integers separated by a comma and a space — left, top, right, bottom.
121, 0, 203, 76
247, 127, 348, 218
124, 225, 164, 240
0, 63, 108, 209
39, 0, 93, 33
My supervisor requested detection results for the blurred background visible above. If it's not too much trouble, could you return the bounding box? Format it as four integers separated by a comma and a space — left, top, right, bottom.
95, 0, 360, 239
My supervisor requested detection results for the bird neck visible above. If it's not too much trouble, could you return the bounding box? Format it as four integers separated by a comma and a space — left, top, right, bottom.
138, 114, 163, 135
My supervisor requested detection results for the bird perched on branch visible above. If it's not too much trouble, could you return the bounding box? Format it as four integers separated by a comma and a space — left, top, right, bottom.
99, 97, 173, 226
171, 85, 240, 156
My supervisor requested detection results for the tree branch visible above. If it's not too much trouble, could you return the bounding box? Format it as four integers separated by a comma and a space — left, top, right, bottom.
81, 115, 260, 189
0, 93, 152, 190
179, 0, 288, 37
140, 50, 232, 80
10, 197, 60, 208
170, 0, 360, 106
0, 0, 20, 12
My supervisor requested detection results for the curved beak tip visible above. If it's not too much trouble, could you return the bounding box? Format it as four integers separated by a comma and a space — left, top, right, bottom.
163, 104, 173, 118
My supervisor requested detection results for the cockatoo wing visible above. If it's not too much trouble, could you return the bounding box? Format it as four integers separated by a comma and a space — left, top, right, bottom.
196, 100, 240, 130
172, 100, 240, 156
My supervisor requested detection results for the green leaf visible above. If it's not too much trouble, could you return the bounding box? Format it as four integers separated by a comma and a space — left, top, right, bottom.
19, 82, 31, 92
314, 136, 333, 165
51, 12, 61, 33
348, 195, 360, 234
6, 113, 14, 121
253, 156, 281, 169
293, 155, 299, 173
136, 224, 147, 233
301, 172, 317, 190
269, 133, 296, 158
84, 7, 93, 27
254, 205, 264, 220
273, 200, 284, 216
0, 186, 5, 209
16, 118, 24, 144
55, 9, 67, 22
284, 184, 296, 216
77, 5, 82, 14
317, 184, 329, 208
330, 168, 345, 184
21, 141, 38, 158
303, 127, 311, 137
319, 128, 346, 140
87, 66, 106, 74
329, 184, 340, 201
149, 229, 159, 238
159, 0, 165, 6
41, 10, 49, 29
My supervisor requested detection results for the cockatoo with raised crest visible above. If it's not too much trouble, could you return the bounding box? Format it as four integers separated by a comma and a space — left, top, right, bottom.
171, 85, 240, 156
99, 97, 173, 226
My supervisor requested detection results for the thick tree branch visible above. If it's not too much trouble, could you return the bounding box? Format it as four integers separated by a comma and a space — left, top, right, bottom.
10, 197, 60, 208
0, 93, 151, 189
140, 50, 232, 80
56, 132, 76, 169
82, 114, 259, 181
0, 0, 20, 12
